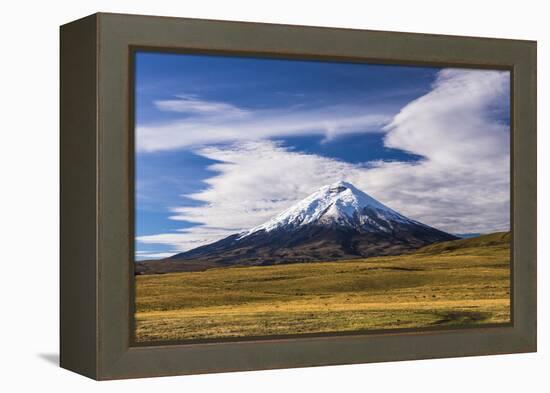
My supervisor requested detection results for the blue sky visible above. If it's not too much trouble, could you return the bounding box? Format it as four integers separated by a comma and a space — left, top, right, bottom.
134, 52, 510, 260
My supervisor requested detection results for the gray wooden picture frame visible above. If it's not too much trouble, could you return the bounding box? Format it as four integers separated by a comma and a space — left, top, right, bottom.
60, 12, 537, 380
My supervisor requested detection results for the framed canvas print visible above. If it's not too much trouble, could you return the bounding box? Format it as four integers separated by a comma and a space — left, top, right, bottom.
60, 13, 537, 380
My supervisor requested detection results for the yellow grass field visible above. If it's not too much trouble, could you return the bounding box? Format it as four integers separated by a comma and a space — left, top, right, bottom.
134, 232, 510, 342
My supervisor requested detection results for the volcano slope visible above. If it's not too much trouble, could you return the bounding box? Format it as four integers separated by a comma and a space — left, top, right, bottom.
134, 232, 510, 342
136, 182, 457, 275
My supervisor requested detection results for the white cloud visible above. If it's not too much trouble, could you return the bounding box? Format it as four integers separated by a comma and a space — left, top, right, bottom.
136, 141, 362, 251
134, 251, 179, 260
154, 94, 249, 118
137, 96, 392, 152
137, 226, 241, 253
384, 69, 509, 164
365, 69, 510, 231
137, 68, 510, 253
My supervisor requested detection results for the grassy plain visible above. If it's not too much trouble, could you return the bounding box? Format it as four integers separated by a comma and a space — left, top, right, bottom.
134, 232, 510, 342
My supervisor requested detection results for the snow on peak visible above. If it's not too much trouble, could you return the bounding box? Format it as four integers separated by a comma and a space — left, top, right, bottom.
239, 181, 412, 238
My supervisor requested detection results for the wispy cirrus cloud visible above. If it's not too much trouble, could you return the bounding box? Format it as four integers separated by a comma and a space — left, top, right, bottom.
137, 69, 510, 254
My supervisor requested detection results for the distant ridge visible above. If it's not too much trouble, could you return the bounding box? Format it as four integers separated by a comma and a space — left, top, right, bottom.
454, 233, 482, 239
416, 232, 510, 254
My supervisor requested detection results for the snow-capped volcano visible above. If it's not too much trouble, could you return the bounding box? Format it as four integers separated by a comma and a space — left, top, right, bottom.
240, 181, 419, 238
136, 182, 458, 274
